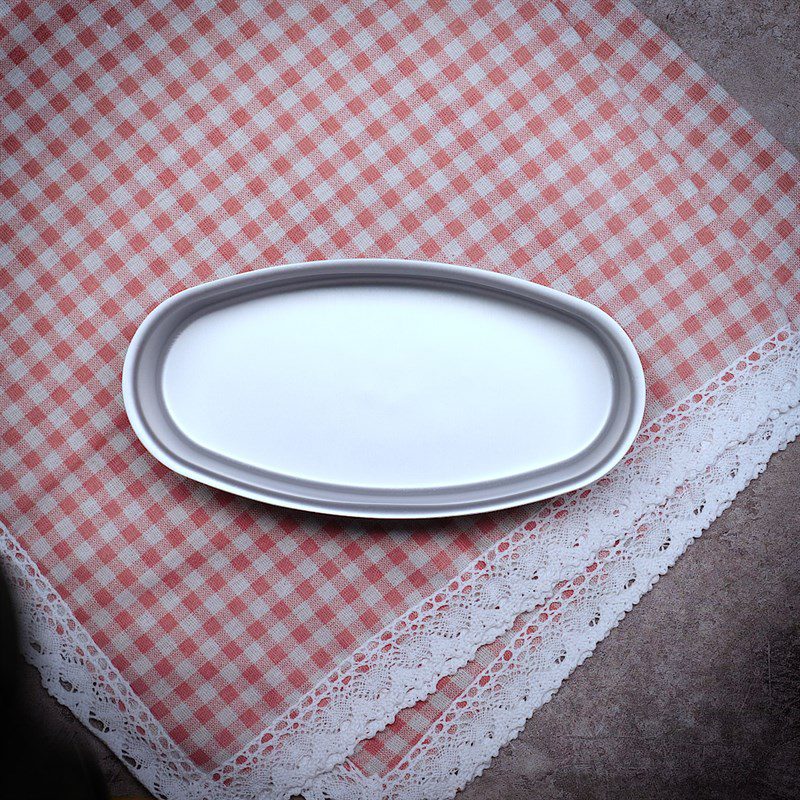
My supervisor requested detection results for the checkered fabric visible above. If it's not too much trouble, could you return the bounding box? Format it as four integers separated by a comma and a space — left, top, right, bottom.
1, 0, 798, 772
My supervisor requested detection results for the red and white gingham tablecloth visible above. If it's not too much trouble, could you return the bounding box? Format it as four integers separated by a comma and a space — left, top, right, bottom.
1, 1, 798, 798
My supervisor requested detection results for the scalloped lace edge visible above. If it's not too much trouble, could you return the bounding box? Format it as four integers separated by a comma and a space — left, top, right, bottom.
383, 405, 800, 799
0, 326, 797, 800
221, 326, 800, 798
305, 362, 800, 800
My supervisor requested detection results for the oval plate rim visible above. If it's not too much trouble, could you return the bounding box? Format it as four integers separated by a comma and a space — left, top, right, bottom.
122, 259, 645, 519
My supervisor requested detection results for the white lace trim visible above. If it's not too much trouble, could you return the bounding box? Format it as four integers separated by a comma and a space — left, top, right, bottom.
382, 401, 800, 800
222, 325, 800, 798
1, 326, 798, 800
306, 336, 800, 800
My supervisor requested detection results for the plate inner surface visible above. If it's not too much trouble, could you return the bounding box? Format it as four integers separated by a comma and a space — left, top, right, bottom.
160, 282, 615, 491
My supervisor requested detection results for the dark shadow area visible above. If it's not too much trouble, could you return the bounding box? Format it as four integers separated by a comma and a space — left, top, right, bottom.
0, 566, 110, 799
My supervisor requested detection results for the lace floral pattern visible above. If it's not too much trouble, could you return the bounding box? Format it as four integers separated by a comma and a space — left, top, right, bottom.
1, 326, 797, 799
306, 337, 800, 800
206, 325, 800, 798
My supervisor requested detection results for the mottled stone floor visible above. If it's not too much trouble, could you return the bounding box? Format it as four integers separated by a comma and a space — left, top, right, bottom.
17, 2, 800, 798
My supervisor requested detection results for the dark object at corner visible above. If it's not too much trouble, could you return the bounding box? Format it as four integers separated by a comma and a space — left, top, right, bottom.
0, 564, 109, 800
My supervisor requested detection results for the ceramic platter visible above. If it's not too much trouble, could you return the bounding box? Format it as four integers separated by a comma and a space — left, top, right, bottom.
122, 259, 645, 518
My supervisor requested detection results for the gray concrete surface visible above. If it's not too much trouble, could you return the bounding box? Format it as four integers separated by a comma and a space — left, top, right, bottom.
636, 0, 799, 153
462, 440, 800, 800
15, 1, 799, 798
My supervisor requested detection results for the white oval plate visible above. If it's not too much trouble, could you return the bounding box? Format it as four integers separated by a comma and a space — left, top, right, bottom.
123, 259, 645, 518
